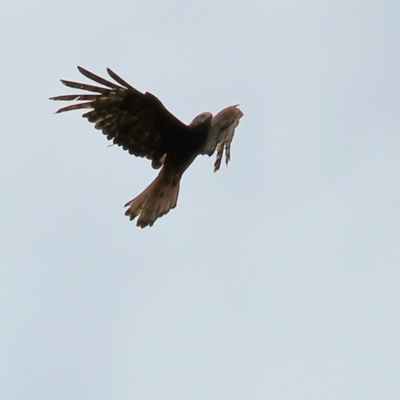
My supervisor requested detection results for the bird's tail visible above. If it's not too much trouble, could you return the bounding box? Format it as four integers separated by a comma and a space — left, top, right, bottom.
124, 167, 181, 228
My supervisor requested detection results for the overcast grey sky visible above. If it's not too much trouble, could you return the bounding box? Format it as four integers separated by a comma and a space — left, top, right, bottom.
1, 1, 400, 399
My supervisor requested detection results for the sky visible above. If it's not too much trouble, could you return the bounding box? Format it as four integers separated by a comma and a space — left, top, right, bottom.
1, 1, 400, 399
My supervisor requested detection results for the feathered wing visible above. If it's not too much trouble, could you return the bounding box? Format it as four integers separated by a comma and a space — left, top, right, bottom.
50, 67, 197, 227
50, 66, 190, 163
202, 105, 244, 171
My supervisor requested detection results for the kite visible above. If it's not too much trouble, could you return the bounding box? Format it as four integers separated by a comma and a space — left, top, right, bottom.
50, 67, 243, 227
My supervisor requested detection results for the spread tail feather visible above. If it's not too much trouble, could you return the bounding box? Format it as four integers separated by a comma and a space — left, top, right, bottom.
124, 167, 180, 228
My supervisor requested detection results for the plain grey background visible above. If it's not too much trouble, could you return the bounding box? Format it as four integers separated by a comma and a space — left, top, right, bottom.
1, 1, 400, 399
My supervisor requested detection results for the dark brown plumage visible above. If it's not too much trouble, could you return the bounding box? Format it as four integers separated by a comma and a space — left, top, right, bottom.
50, 67, 243, 227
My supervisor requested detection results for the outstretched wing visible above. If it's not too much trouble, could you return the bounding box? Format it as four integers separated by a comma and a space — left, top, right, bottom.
50, 66, 189, 162
202, 105, 244, 171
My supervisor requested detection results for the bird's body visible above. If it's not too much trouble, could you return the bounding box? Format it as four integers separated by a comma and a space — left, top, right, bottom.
50, 67, 243, 227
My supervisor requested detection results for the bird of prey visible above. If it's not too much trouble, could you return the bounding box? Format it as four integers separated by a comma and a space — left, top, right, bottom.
50, 67, 243, 228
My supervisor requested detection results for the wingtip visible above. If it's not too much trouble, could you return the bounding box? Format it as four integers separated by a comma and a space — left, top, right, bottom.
106, 67, 115, 77
77, 65, 89, 76
48, 96, 61, 112
232, 104, 244, 118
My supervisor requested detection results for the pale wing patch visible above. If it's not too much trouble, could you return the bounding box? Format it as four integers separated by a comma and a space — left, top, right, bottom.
205, 105, 244, 171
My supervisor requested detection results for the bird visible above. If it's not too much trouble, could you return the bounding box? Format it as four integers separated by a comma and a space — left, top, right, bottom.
50, 66, 243, 228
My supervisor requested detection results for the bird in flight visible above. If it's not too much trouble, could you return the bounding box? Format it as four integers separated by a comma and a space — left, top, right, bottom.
50, 67, 243, 228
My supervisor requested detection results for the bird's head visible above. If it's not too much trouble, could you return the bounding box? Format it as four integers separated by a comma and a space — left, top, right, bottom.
189, 112, 213, 128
